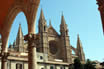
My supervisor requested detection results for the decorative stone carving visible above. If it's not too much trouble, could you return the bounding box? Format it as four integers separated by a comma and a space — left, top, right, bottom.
24, 34, 39, 48
1, 52, 9, 62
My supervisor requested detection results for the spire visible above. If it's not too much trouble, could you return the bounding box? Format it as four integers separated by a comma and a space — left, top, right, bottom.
77, 34, 85, 63
61, 13, 66, 25
17, 24, 23, 39
40, 8, 45, 20
38, 8, 47, 33
77, 34, 82, 49
60, 13, 67, 29
60, 13, 68, 35
16, 24, 24, 52
49, 19, 52, 27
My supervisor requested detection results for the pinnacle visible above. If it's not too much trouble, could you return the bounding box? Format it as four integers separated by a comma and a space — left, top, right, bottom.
18, 24, 22, 33
61, 13, 66, 25
77, 34, 80, 40
40, 8, 45, 20
49, 19, 52, 27
17, 24, 23, 39
77, 34, 82, 48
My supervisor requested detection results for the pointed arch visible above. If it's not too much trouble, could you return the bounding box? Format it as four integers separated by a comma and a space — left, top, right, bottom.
1, 5, 28, 53
9, 12, 28, 44
8, 12, 28, 53
0, 0, 40, 69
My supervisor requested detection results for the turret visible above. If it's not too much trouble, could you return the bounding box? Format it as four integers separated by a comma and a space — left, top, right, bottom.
60, 14, 72, 63
38, 9, 47, 33
38, 9, 49, 61
60, 14, 68, 36
77, 35, 85, 63
15, 24, 24, 52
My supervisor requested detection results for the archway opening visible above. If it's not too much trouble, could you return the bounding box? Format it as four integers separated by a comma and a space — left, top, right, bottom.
8, 12, 28, 53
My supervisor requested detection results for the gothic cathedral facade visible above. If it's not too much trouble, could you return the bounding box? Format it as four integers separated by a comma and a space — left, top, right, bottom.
0, 9, 85, 69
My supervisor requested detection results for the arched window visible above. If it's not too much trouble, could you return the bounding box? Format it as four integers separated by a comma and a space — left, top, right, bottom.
16, 63, 22, 69
40, 56, 43, 60
66, 30, 68, 35
44, 26, 46, 31
60, 66, 65, 69
50, 66, 55, 69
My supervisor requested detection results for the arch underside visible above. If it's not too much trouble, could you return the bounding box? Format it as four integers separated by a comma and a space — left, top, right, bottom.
0, 0, 40, 52
0, 0, 40, 69
1, 5, 28, 53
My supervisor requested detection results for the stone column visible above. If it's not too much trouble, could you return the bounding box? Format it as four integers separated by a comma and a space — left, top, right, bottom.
24, 34, 38, 69
0, 52, 9, 69
1, 32, 9, 69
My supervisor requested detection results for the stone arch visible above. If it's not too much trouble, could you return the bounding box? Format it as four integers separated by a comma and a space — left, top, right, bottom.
0, 0, 40, 52
70, 46, 77, 55
0, 0, 40, 69
1, 5, 28, 53
8, 11, 28, 51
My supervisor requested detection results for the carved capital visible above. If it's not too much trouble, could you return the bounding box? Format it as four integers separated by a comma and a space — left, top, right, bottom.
0, 52, 9, 62
24, 34, 35, 41
24, 34, 39, 48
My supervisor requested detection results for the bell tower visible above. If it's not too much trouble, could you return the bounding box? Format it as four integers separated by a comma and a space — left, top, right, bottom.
60, 14, 68, 36
38, 9, 47, 33
60, 14, 72, 63
38, 9, 49, 61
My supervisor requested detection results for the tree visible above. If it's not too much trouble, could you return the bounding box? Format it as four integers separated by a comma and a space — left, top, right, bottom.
100, 62, 104, 68
84, 59, 96, 69
73, 58, 83, 69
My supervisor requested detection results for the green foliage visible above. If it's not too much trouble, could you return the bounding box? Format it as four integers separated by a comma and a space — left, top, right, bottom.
73, 58, 83, 69
70, 58, 96, 69
100, 62, 104, 68
84, 59, 96, 69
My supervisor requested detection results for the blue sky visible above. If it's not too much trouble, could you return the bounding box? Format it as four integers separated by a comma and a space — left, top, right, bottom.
9, 0, 104, 62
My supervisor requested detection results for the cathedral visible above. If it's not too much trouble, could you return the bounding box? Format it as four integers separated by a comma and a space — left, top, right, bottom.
0, 9, 85, 69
